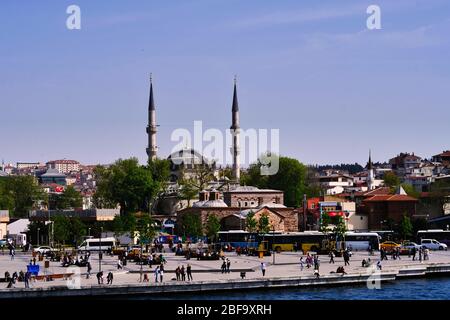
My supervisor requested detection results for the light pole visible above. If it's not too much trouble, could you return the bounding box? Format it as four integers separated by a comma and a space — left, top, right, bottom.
99, 226, 103, 273
272, 225, 276, 265
88, 228, 91, 237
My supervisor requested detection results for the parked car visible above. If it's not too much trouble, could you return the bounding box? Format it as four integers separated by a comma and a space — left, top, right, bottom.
400, 241, 421, 254
33, 246, 56, 255
420, 239, 448, 251
0, 240, 7, 246
380, 241, 401, 253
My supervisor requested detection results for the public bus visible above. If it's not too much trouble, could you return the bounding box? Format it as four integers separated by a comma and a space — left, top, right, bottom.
336, 232, 381, 251
259, 231, 330, 253
262, 231, 380, 253
417, 230, 450, 246
217, 231, 258, 249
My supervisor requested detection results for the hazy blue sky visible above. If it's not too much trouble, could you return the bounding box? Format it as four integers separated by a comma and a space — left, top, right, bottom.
1, 0, 449, 166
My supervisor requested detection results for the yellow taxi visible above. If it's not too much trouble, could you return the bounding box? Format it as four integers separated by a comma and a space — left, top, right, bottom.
380, 241, 401, 252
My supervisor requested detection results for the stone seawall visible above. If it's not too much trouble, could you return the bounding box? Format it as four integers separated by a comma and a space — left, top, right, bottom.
1, 263, 449, 299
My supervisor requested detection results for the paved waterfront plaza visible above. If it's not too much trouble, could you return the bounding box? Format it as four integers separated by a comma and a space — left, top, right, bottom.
1, 247, 450, 290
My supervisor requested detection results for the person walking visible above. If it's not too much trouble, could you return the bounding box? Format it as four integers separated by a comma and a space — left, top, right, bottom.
148, 254, 153, 268
154, 266, 160, 283
10, 248, 15, 261
343, 250, 350, 266
419, 247, 423, 263
107, 272, 113, 285
299, 257, 304, 272
181, 265, 186, 281
221, 260, 227, 274
329, 251, 335, 264
187, 264, 193, 281
96, 271, 103, 284
412, 247, 417, 261
175, 266, 181, 281
226, 259, 231, 274
159, 266, 164, 283
315, 256, 321, 272
86, 261, 92, 279
260, 262, 266, 277
24, 271, 30, 289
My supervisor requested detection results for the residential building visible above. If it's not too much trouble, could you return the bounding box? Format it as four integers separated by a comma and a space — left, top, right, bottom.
46, 159, 80, 174
432, 150, 450, 165
0, 210, 10, 240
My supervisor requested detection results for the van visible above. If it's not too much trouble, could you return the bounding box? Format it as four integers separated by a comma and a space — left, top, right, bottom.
421, 239, 448, 251
77, 237, 116, 252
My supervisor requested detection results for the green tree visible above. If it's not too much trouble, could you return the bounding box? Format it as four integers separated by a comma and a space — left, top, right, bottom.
0, 178, 14, 210
181, 213, 203, 237
245, 211, 258, 233
333, 216, 347, 250
53, 216, 71, 245
94, 158, 156, 214
319, 213, 331, 234
178, 178, 199, 207
61, 186, 83, 209
0, 176, 46, 217
401, 183, 421, 199
242, 155, 308, 207
384, 171, 401, 188
399, 214, 413, 240
136, 214, 156, 245
412, 218, 428, 234
258, 214, 271, 234
205, 214, 221, 242
70, 217, 87, 246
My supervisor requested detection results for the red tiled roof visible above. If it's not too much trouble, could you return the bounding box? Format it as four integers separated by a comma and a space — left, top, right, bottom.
363, 194, 418, 202
363, 187, 391, 196
436, 150, 450, 157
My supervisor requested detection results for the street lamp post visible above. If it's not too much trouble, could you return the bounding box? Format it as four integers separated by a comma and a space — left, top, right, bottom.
88, 228, 91, 237
99, 226, 103, 273
271, 225, 276, 264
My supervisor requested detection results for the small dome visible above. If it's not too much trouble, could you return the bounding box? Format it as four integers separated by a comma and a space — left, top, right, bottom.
201, 199, 228, 208
192, 201, 206, 207
259, 202, 286, 209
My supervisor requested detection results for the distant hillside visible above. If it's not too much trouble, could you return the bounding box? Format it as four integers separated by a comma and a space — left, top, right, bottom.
311, 163, 365, 174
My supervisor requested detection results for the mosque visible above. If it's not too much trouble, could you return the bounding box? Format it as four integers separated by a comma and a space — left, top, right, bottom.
145, 76, 299, 234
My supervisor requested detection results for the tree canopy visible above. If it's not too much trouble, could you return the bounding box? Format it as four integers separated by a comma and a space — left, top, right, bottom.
205, 214, 221, 242
50, 185, 83, 210
180, 213, 203, 237
93, 158, 158, 214
0, 176, 46, 218
241, 155, 308, 207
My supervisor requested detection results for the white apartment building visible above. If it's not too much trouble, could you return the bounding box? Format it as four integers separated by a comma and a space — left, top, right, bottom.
46, 159, 80, 174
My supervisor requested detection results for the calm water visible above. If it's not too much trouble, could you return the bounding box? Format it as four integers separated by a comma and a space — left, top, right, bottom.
140, 277, 450, 300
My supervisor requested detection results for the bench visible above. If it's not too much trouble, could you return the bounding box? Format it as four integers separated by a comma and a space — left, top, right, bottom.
33, 273, 75, 281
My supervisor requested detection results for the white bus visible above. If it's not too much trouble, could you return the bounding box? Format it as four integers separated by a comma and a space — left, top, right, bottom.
77, 237, 116, 252
336, 232, 381, 251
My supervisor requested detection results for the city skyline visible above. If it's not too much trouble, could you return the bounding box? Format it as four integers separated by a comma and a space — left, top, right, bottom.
1, 0, 450, 166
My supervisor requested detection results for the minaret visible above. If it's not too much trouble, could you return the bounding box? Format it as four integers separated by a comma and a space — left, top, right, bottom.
230, 76, 240, 182
146, 74, 158, 162
367, 150, 374, 190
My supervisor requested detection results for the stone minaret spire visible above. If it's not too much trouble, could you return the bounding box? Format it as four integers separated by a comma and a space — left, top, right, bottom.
230, 76, 240, 182
146, 74, 158, 162
367, 149, 375, 190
